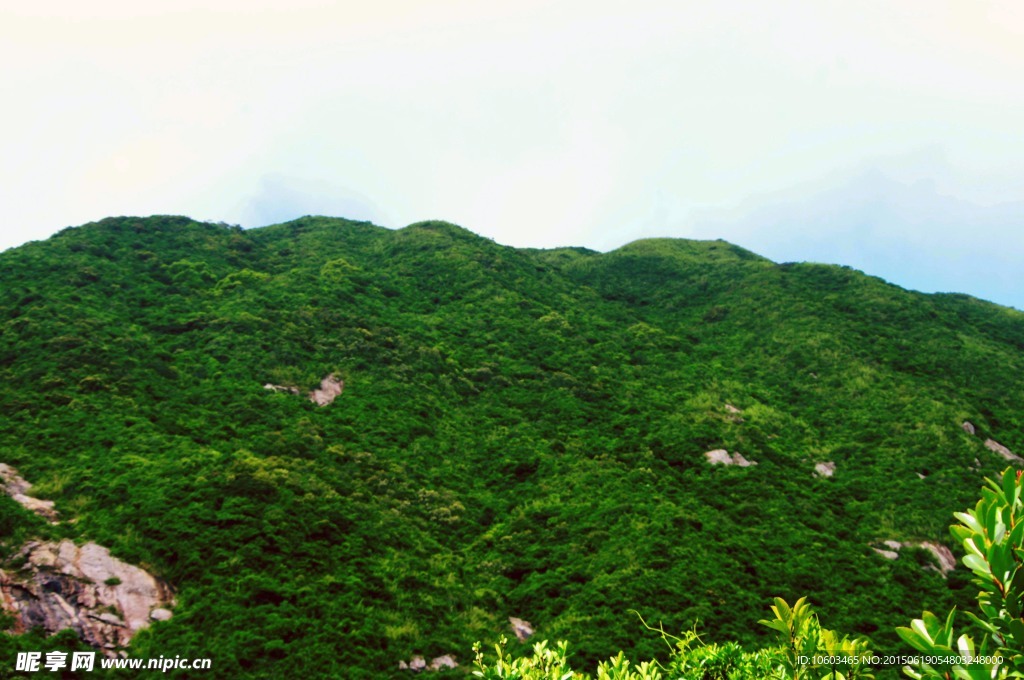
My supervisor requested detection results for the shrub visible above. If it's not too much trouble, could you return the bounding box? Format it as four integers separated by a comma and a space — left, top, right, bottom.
897, 468, 1023, 679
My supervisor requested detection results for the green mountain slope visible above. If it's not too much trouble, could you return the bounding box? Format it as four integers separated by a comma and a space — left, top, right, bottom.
1, 215, 1021, 678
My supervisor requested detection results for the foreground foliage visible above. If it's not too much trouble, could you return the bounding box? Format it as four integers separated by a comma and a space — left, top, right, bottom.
898, 468, 1023, 679
474, 595, 876, 679
473, 597, 873, 680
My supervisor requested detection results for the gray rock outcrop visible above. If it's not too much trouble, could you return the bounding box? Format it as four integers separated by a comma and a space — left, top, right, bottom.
398, 654, 458, 672
871, 540, 957, 576
0, 540, 174, 652
309, 374, 344, 406
814, 461, 836, 478
724, 403, 744, 422
984, 438, 1023, 465
0, 464, 58, 522
705, 449, 757, 467
264, 374, 345, 406
873, 547, 899, 560
509, 616, 534, 642
263, 383, 300, 395
429, 655, 458, 670
918, 541, 957, 574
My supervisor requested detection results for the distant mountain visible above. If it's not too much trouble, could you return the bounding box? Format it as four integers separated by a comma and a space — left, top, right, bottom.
1, 215, 1021, 678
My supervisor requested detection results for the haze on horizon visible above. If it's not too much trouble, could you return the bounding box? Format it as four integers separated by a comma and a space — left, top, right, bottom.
2, 1, 1022, 309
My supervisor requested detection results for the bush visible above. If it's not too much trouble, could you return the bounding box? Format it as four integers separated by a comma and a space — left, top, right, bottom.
897, 468, 1023, 679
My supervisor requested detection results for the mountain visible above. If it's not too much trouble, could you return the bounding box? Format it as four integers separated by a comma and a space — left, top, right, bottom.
1, 215, 1022, 678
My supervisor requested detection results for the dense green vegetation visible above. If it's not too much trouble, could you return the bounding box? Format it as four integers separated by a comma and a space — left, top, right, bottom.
475, 467, 1023, 679
1, 215, 1022, 678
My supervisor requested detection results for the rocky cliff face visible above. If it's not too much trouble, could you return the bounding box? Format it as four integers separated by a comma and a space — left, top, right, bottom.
0, 540, 174, 654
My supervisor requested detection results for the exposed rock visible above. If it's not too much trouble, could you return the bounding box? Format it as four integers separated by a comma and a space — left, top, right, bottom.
871, 540, 956, 576
917, 472, 927, 480
814, 461, 836, 478
11, 495, 57, 521
93, 612, 125, 627
263, 383, 299, 395
429, 655, 458, 670
961, 421, 976, 435
509, 616, 534, 642
731, 453, 756, 467
918, 541, 957, 575
984, 439, 1023, 465
398, 654, 457, 672
705, 449, 732, 465
150, 608, 173, 622
0, 540, 174, 654
724, 403, 744, 422
265, 374, 344, 406
309, 374, 344, 406
0, 463, 59, 522
0, 464, 30, 496
704, 450, 757, 467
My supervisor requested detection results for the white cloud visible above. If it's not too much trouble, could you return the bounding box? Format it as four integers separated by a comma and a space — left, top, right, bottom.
2, 1, 1022, 309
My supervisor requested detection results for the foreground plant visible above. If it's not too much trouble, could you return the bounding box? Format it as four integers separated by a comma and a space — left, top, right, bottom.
897, 468, 1023, 679
471, 599, 869, 679
759, 596, 874, 680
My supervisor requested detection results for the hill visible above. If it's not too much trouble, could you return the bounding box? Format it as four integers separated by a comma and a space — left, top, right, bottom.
1, 215, 1022, 678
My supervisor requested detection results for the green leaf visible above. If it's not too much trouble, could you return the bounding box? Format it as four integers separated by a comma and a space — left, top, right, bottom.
962, 553, 990, 575
897, 625, 933, 652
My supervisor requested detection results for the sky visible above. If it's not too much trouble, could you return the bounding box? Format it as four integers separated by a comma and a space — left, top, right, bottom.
2, 1, 1022, 309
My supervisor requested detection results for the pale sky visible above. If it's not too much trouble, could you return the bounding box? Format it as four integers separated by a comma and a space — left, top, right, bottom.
2, 1, 1022, 309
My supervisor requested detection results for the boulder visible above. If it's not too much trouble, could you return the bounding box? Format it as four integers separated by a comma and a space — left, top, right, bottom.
984, 439, 1023, 465
150, 608, 173, 622
704, 449, 732, 465
724, 403, 744, 422
814, 462, 836, 478
871, 540, 956, 576
309, 374, 344, 406
918, 541, 957, 575
429, 655, 458, 670
705, 450, 757, 467
509, 616, 534, 642
961, 421, 976, 435
731, 452, 756, 467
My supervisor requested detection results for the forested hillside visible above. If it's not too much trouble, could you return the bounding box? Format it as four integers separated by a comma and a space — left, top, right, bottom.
1, 216, 1022, 678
